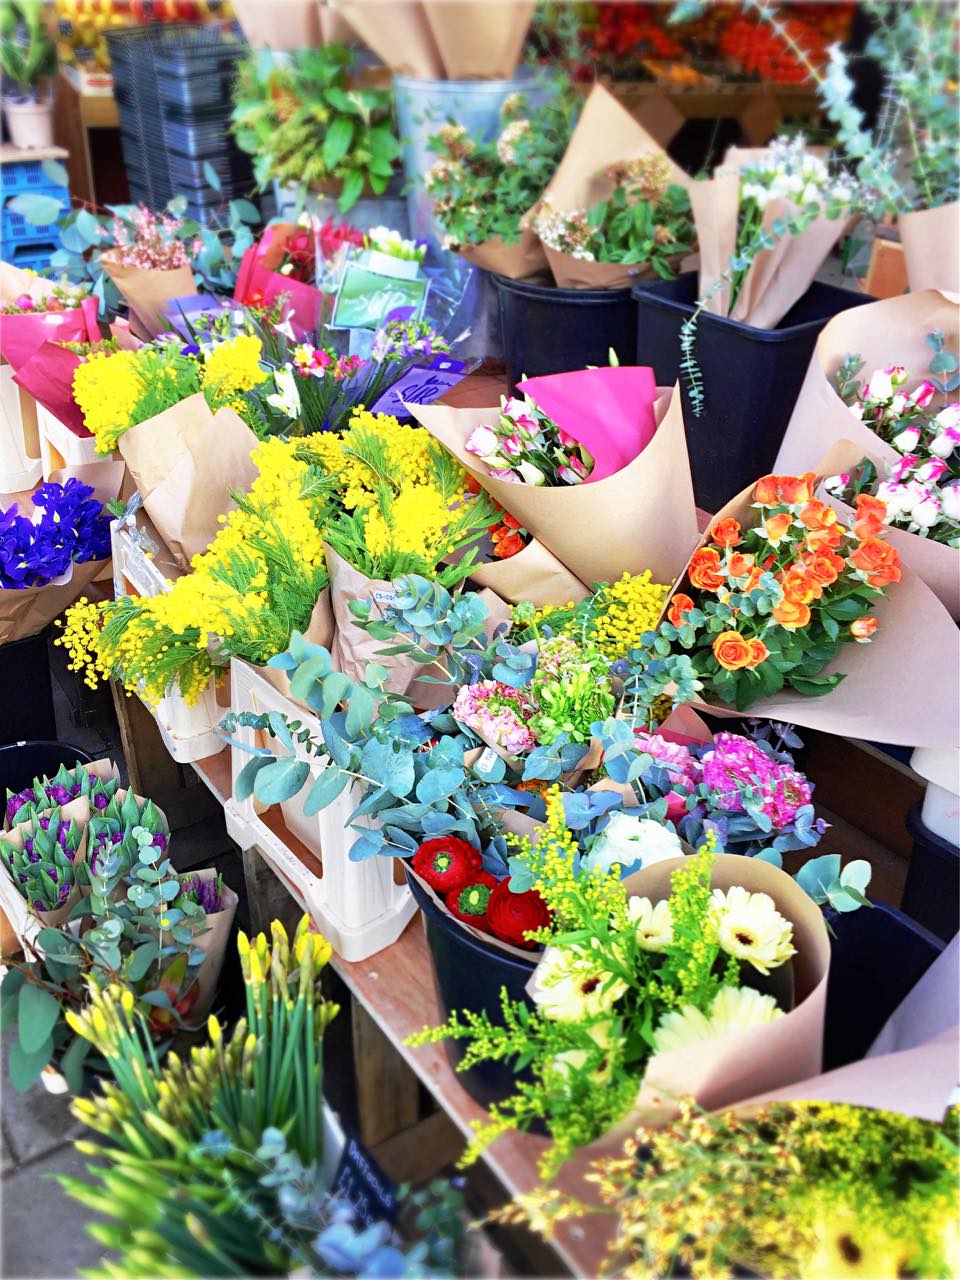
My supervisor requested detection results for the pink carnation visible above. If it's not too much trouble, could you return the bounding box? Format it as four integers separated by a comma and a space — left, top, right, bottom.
701, 732, 812, 830
633, 732, 701, 790
452, 680, 537, 754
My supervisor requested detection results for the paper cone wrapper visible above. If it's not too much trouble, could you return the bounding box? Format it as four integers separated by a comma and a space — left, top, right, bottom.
666, 450, 960, 748
339, 1, 443, 77
189, 868, 239, 1018
422, 0, 533, 79
12, 342, 88, 435
0, 460, 124, 643
234, 230, 328, 337
108, 319, 144, 352
900, 203, 960, 296
458, 230, 548, 280
538, 84, 693, 291
118, 395, 259, 569
566, 853, 830, 1139
0, 296, 100, 372
101, 253, 197, 340
325, 545, 420, 695
467, 536, 589, 607
737, 1027, 958, 1123
775, 289, 960, 619
3, 794, 91, 929
407, 863, 540, 963
409, 377, 698, 586
0, 906, 19, 958
259, 589, 335, 713
231, 0, 322, 46
692, 146, 849, 330
5, 756, 121, 832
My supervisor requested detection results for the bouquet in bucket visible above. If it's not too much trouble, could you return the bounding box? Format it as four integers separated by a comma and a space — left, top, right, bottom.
408, 790, 829, 1176
646, 471, 902, 712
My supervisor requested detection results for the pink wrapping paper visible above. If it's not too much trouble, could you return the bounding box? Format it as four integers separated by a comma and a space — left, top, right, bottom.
0, 296, 100, 372
11, 342, 89, 436
233, 226, 327, 338
518, 366, 658, 484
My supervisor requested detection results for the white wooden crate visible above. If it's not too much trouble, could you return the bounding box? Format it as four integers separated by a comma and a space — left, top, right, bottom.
228, 659, 416, 961
38, 404, 100, 479
0, 366, 41, 493
111, 510, 227, 763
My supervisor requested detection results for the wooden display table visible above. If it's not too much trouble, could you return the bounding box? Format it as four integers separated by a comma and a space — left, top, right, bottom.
53, 68, 128, 208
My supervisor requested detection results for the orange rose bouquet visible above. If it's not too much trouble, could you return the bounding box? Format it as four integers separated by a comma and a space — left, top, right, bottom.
654, 472, 902, 711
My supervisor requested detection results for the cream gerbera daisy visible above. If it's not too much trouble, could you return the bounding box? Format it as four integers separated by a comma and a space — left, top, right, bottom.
529, 944, 627, 1023
626, 896, 674, 952
652, 985, 783, 1054
711, 885, 796, 975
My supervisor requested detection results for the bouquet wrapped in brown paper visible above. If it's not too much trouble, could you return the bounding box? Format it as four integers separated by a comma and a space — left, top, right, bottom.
651, 455, 960, 748
231, 0, 353, 47
117, 395, 259, 571
338, 0, 534, 79
775, 289, 960, 619
531, 84, 696, 291
409, 368, 699, 588
692, 138, 853, 329
0, 460, 123, 645
0, 795, 91, 931
899, 202, 960, 295
101, 251, 197, 341
179, 867, 240, 1018
465, 534, 588, 608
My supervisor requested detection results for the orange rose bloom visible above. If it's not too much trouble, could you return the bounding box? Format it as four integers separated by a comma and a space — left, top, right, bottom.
713, 630, 754, 670
764, 512, 793, 545
799, 498, 838, 531
850, 616, 879, 641
754, 475, 782, 505
854, 492, 888, 540
712, 517, 742, 548
805, 524, 844, 552
803, 549, 846, 587
689, 546, 725, 592
772, 596, 812, 629
780, 473, 817, 505
849, 536, 902, 589
780, 565, 822, 604
728, 551, 756, 579
747, 637, 769, 667
667, 592, 695, 626
741, 566, 764, 594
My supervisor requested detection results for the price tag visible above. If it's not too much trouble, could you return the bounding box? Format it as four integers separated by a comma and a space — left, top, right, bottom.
332, 1134, 398, 1228
372, 589, 397, 606
474, 746, 500, 776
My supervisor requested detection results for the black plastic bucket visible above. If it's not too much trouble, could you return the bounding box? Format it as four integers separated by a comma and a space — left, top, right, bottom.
632, 272, 874, 512
405, 867, 537, 1108
0, 630, 58, 746
493, 274, 638, 393
902, 802, 959, 943
822, 901, 945, 1072
0, 740, 93, 799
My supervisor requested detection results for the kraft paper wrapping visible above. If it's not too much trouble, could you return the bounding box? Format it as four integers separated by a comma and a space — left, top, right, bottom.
338, 0, 533, 79
189, 867, 239, 1019
738, 1029, 958, 1123
409, 382, 698, 587
869, 936, 958, 1059
467, 536, 589, 607
538, 84, 694, 291
775, 290, 960, 619
231, 0, 343, 47
0, 460, 124, 644
118, 396, 259, 571
665, 448, 960, 748
900, 202, 960, 296
12, 342, 87, 435
570, 853, 830, 1137
2, 795, 91, 930
693, 146, 850, 330
458, 229, 548, 281
101, 253, 197, 340
325, 545, 420, 695
259, 589, 336, 713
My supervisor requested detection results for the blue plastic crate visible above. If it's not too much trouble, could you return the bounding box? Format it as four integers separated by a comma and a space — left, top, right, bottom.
0, 159, 65, 193
1, 242, 57, 273
1, 186, 69, 243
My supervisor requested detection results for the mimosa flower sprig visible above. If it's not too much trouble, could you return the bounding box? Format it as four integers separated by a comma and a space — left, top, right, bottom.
496, 1099, 960, 1280
408, 793, 794, 1177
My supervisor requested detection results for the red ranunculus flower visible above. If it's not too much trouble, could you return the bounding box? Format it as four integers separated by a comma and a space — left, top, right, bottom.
486, 877, 550, 949
445, 871, 498, 926
411, 836, 482, 893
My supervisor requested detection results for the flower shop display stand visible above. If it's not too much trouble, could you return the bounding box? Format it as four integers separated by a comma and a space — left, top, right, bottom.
225, 660, 417, 964
110, 511, 227, 764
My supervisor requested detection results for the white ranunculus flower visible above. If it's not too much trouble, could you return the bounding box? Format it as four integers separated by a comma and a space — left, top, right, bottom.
941, 482, 960, 522
581, 813, 683, 878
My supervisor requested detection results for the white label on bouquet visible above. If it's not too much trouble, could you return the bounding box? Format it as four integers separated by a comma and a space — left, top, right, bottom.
475, 747, 499, 776
372, 589, 396, 606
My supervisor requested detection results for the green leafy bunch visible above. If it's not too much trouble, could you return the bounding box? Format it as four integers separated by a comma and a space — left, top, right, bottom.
424, 76, 580, 248
0, 0, 56, 97
231, 46, 401, 213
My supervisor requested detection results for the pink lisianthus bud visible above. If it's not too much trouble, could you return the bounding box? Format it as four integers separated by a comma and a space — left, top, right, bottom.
501, 432, 523, 456
891, 425, 922, 453
465, 424, 501, 458
934, 403, 960, 432
890, 393, 908, 416
911, 379, 937, 408
488, 467, 521, 483
863, 365, 907, 402
916, 457, 949, 484
930, 425, 960, 459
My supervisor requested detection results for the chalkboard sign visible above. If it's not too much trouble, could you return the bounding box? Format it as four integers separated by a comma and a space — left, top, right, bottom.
332, 1133, 399, 1228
